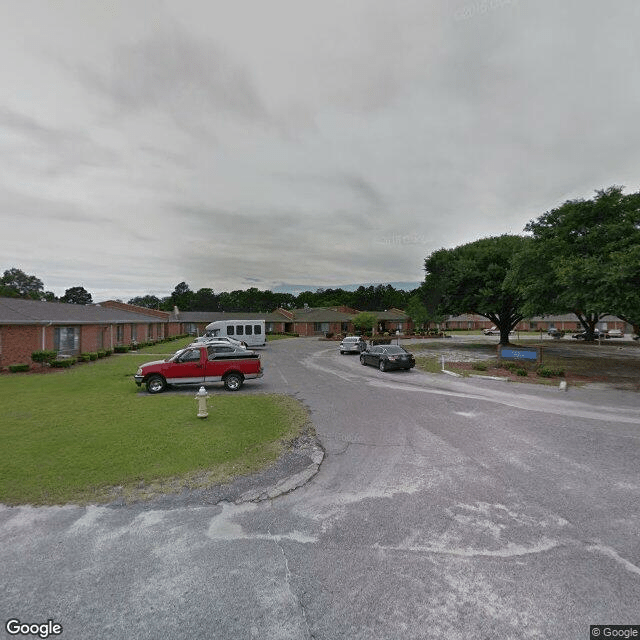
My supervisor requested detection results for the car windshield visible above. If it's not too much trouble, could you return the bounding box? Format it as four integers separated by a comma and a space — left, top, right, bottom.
383, 346, 406, 354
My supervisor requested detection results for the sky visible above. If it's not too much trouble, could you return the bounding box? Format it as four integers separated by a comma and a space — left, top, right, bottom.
1, 0, 640, 302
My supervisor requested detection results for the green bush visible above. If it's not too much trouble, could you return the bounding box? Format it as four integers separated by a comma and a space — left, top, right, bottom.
9, 364, 30, 373
104, 349, 112, 357
114, 345, 129, 353
89, 352, 98, 361
472, 361, 488, 371
97, 350, 106, 358
516, 368, 528, 376
31, 350, 57, 365
79, 353, 92, 362
51, 358, 76, 368
537, 366, 565, 378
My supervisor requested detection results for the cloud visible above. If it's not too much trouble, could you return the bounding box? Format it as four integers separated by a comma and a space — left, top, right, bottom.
0, 107, 119, 175
74, 26, 269, 136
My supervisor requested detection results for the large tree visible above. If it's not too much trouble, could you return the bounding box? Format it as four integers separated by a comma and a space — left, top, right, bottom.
513, 186, 640, 340
424, 235, 529, 345
60, 286, 92, 305
0, 267, 55, 300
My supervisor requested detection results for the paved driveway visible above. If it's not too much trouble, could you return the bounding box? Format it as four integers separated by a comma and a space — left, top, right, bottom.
1, 338, 639, 639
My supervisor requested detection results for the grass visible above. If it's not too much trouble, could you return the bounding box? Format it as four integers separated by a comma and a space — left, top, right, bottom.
0, 339, 309, 506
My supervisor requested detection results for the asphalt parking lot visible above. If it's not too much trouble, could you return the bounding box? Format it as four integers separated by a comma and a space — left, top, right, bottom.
1, 336, 639, 639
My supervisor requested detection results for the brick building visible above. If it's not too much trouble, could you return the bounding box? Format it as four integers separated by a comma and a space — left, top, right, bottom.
0, 297, 167, 369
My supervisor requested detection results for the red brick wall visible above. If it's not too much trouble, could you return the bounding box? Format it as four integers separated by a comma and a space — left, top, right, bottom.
0, 325, 42, 367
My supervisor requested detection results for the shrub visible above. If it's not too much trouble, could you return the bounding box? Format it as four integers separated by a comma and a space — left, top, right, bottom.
516, 368, 528, 376
537, 366, 565, 378
79, 353, 92, 362
472, 361, 488, 371
114, 345, 129, 353
97, 350, 106, 358
9, 364, 30, 373
89, 352, 98, 361
51, 358, 76, 368
31, 350, 57, 365
104, 349, 112, 356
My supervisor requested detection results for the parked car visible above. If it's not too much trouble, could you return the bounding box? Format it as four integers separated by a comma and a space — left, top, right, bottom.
547, 328, 565, 338
606, 329, 624, 338
134, 344, 263, 393
572, 330, 606, 340
483, 326, 515, 336
360, 345, 415, 371
191, 335, 247, 348
340, 336, 367, 354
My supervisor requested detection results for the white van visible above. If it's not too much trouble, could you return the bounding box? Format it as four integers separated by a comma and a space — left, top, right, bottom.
204, 319, 266, 347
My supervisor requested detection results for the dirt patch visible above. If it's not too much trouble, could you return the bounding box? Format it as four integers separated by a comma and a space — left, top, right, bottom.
447, 361, 610, 388
409, 339, 640, 391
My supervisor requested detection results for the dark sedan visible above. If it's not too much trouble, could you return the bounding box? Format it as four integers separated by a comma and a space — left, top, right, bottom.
360, 345, 415, 371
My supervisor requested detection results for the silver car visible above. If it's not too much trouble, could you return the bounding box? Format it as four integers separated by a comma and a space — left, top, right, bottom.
340, 336, 367, 354
190, 335, 247, 348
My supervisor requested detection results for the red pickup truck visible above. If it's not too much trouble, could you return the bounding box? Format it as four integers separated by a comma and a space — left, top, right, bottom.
134, 344, 263, 393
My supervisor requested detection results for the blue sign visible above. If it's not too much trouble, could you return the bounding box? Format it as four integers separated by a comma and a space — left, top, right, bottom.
500, 347, 538, 361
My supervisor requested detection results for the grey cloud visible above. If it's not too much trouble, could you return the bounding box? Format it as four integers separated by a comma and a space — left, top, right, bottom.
0, 107, 119, 175
75, 27, 269, 129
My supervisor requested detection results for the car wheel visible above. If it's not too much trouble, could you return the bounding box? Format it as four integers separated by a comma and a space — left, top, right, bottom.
340, 351, 345, 355
360, 354, 366, 365
223, 373, 243, 391
146, 375, 166, 394
379, 360, 386, 372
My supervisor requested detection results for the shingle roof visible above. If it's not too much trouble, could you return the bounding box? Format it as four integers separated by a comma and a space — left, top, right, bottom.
0, 297, 160, 325
287, 307, 354, 322
173, 311, 281, 322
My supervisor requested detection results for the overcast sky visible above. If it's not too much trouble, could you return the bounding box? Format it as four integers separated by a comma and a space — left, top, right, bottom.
1, 0, 639, 301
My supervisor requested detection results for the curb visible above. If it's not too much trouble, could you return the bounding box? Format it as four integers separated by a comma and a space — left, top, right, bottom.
236, 446, 324, 503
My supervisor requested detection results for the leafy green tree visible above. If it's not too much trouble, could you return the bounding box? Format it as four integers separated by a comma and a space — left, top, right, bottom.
127, 295, 162, 309
192, 288, 220, 311
60, 286, 92, 305
424, 235, 528, 345
405, 294, 430, 332
168, 281, 195, 311
0, 267, 55, 300
513, 186, 640, 340
352, 311, 377, 334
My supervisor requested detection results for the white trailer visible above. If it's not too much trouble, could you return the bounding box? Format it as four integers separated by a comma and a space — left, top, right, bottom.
204, 319, 266, 347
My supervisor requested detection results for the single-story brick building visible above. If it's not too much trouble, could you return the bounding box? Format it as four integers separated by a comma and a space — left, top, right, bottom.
444, 312, 632, 332
0, 297, 167, 369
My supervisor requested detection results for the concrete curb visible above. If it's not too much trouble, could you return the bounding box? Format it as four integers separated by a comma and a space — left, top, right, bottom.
236, 446, 324, 503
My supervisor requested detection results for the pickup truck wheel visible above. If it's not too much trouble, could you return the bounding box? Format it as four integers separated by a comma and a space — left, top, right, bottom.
146, 375, 166, 394
223, 373, 243, 391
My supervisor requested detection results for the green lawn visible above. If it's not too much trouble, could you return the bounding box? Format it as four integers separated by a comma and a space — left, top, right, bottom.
0, 340, 308, 506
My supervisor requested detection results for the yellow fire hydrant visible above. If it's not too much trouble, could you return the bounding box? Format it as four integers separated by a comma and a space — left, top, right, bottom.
195, 386, 209, 418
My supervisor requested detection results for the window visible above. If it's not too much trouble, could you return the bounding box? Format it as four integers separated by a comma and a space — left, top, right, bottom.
314, 322, 329, 333
245, 325, 253, 335
177, 349, 201, 363
131, 324, 137, 341
207, 345, 234, 359
116, 325, 124, 343
236, 325, 244, 336
54, 327, 79, 355
254, 324, 262, 335
226, 325, 234, 336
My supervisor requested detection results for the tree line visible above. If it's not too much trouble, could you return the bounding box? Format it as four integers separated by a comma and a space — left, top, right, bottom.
0, 268, 416, 314
421, 186, 640, 344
